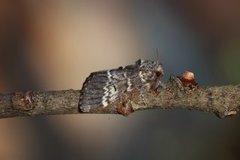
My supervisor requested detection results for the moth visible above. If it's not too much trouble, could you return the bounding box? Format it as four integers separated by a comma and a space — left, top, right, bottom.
79, 59, 164, 115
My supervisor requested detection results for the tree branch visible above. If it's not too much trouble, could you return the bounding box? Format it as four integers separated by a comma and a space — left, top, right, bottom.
0, 83, 239, 119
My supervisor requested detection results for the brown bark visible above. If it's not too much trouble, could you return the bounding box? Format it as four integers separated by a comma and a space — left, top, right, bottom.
0, 83, 239, 119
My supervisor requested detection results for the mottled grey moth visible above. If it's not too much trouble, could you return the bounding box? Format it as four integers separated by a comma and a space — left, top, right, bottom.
79, 59, 164, 115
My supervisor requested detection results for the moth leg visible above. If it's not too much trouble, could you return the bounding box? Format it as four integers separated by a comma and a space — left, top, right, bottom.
116, 101, 133, 116
153, 77, 166, 95
116, 94, 134, 116
169, 74, 184, 90
155, 77, 166, 89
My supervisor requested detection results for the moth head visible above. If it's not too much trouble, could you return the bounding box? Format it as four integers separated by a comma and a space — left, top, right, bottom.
136, 59, 164, 81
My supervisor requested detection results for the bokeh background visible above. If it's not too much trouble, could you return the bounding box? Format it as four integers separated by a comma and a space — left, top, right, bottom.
0, 0, 240, 159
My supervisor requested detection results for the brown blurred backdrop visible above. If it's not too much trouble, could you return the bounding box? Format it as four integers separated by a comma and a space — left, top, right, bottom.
0, 0, 240, 160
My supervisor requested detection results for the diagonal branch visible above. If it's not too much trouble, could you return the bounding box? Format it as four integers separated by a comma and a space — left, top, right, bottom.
0, 83, 239, 119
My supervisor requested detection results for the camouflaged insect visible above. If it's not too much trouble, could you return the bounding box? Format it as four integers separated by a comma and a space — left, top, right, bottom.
79, 59, 164, 115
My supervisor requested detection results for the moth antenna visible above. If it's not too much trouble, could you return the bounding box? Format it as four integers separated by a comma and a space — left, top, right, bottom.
156, 48, 160, 63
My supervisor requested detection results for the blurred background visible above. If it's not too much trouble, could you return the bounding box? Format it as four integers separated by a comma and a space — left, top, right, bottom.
0, 0, 240, 159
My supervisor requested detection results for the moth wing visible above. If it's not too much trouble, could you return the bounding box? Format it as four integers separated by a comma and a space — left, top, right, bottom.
79, 68, 128, 112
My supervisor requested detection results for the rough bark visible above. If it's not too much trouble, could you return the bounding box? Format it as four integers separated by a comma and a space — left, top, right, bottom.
0, 83, 239, 119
